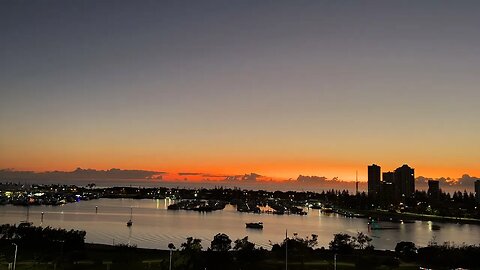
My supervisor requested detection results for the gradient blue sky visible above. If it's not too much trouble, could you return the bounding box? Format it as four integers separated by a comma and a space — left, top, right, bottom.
1, 0, 480, 181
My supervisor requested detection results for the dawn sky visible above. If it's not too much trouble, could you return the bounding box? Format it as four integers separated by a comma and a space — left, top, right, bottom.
1, 0, 480, 181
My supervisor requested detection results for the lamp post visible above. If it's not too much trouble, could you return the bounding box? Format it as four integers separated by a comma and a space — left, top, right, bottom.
12, 243, 18, 270
285, 229, 288, 270
334, 253, 337, 270
168, 243, 176, 270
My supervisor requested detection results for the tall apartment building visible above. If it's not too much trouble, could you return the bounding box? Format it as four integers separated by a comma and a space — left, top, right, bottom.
394, 164, 415, 199
475, 180, 480, 203
428, 180, 440, 200
368, 164, 381, 198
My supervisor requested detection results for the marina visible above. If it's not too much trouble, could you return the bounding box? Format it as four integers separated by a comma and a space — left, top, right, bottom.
1, 198, 479, 250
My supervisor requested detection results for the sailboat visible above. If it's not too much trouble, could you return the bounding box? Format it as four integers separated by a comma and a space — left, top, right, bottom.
126, 208, 133, 227
19, 205, 33, 227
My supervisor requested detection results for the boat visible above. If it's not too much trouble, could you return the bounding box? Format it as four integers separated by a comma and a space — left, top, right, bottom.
321, 204, 334, 213
127, 208, 133, 227
368, 218, 399, 230
246, 222, 263, 229
18, 221, 33, 227
19, 206, 33, 227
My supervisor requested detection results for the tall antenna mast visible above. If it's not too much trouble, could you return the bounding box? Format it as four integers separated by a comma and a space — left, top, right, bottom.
355, 170, 359, 195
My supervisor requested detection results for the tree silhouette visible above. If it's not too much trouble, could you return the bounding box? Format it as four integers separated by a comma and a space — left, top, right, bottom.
395, 241, 417, 261
233, 236, 255, 252
329, 233, 355, 253
181, 237, 202, 252
354, 232, 373, 250
210, 233, 232, 252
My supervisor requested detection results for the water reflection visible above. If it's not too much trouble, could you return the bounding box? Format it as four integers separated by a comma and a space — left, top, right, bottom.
0, 198, 478, 250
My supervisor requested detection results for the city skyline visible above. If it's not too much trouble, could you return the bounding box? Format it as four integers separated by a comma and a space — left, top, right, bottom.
1, 165, 479, 191
2, 0, 480, 182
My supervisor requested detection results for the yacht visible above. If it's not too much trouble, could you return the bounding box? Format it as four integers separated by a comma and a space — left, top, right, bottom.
127, 208, 133, 227
246, 222, 263, 229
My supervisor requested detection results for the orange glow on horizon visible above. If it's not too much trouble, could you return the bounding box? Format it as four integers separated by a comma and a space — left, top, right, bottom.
2, 160, 478, 183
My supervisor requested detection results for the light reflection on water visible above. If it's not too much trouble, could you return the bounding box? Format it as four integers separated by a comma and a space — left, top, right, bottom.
1, 198, 479, 250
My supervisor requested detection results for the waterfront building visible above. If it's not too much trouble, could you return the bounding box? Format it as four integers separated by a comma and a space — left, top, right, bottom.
394, 165, 415, 200
428, 180, 440, 200
380, 181, 395, 205
380, 171, 395, 203
382, 172, 394, 184
475, 180, 480, 203
368, 164, 381, 198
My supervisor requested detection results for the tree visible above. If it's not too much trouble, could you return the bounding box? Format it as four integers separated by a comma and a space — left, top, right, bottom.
353, 232, 373, 250
329, 233, 355, 253
395, 241, 417, 261
301, 233, 318, 249
179, 237, 204, 270
181, 237, 203, 252
233, 236, 255, 252
210, 233, 232, 252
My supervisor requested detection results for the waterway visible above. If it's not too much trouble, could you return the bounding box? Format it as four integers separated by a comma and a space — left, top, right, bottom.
1, 198, 479, 250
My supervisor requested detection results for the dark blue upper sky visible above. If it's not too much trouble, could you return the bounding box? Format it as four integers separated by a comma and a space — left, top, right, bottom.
1, 0, 480, 180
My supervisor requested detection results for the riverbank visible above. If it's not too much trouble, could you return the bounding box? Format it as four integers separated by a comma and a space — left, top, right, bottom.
2, 241, 479, 270
1, 222, 479, 270
356, 209, 480, 225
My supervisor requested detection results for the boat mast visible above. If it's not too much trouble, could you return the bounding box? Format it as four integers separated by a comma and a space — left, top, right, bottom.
285, 229, 288, 270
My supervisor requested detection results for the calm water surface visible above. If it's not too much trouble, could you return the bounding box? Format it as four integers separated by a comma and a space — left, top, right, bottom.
1, 198, 479, 250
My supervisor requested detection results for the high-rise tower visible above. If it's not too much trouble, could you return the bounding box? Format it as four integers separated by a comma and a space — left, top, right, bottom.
394, 164, 415, 199
368, 164, 381, 198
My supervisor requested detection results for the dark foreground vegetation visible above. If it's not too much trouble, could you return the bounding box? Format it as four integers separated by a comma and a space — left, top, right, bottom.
0, 224, 479, 270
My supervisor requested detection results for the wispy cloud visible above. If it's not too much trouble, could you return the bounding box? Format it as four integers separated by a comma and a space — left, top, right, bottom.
201, 174, 228, 178
178, 172, 203, 176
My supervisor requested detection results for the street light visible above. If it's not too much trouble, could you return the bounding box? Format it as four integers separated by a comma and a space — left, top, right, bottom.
334, 253, 337, 270
168, 243, 176, 270
12, 243, 18, 270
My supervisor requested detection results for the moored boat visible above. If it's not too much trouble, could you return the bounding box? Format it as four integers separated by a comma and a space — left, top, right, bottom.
127, 208, 133, 227
246, 222, 263, 229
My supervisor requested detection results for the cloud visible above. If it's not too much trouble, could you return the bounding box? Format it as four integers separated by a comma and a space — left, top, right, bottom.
416, 176, 453, 185
0, 168, 166, 181
201, 174, 228, 178
178, 172, 203, 176
223, 173, 263, 182
296, 175, 346, 183
416, 174, 479, 191
296, 175, 329, 183
457, 174, 480, 186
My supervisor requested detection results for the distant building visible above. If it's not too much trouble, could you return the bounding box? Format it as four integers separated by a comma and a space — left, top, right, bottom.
475, 180, 480, 203
380, 171, 395, 203
428, 180, 440, 200
380, 181, 395, 204
382, 172, 394, 184
394, 164, 415, 199
368, 164, 381, 198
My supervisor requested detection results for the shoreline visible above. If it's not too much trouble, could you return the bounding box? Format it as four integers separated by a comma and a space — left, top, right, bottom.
355, 209, 480, 225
